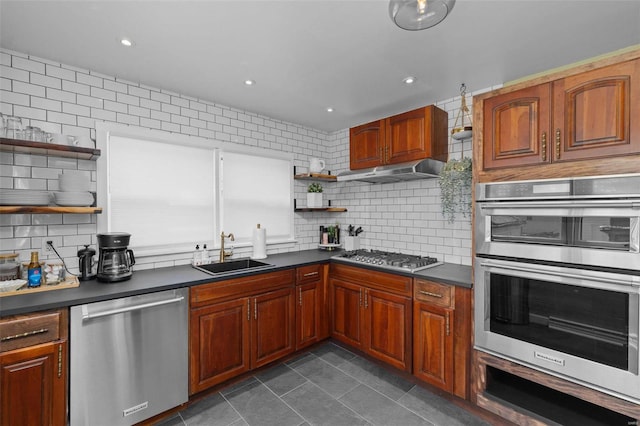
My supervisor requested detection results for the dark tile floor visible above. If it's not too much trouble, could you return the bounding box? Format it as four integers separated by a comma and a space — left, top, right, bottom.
155, 341, 494, 426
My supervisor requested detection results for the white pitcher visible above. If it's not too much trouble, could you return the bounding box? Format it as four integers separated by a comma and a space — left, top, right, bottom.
309, 158, 325, 174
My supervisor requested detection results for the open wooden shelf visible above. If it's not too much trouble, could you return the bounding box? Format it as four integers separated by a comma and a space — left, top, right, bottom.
294, 173, 338, 182
294, 207, 347, 212
0, 206, 102, 214
0, 137, 100, 160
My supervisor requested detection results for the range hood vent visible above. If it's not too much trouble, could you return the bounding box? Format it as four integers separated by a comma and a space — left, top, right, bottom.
337, 158, 444, 184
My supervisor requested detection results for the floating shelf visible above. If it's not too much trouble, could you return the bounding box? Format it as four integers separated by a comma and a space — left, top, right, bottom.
294, 173, 338, 182
293, 199, 346, 212
0, 137, 101, 160
294, 207, 347, 212
0, 206, 103, 214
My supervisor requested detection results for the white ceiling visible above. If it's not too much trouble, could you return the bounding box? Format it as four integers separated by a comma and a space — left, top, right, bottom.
1, 1, 639, 132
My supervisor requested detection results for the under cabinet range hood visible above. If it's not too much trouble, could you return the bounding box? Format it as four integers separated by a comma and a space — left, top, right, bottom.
337, 158, 444, 183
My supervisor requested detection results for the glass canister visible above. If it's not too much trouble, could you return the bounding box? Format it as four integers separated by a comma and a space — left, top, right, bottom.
0, 253, 21, 281
5, 116, 23, 139
0, 113, 6, 137
24, 126, 44, 142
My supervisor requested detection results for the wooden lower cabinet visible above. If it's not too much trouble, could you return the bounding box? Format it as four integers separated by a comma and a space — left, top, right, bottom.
413, 279, 471, 399
189, 269, 295, 394
295, 264, 326, 350
0, 309, 68, 426
329, 263, 412, 372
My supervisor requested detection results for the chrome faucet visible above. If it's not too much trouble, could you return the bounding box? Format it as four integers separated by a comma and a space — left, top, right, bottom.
219, 232, 235, 262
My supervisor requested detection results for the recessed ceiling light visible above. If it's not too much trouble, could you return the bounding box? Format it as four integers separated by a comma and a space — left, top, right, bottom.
326, 107, 334, 113
120, 38, 133, 47
244, 79, 255, 86
403, 76, 415, 84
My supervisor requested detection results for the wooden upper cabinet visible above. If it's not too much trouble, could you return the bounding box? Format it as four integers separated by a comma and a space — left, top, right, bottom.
480, 54, 640, 174
349, 105, 448, 170
350, 120, 386, 169
553, 58, 640, 162
483, 84, 552, 170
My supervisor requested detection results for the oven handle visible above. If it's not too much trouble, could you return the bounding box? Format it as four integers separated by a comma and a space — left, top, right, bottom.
81, 296, 185, 320
479, 260, 639, 287
479, 199, 640, 210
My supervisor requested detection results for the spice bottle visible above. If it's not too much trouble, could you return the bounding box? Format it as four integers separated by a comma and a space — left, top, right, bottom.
27, 251, 42, 287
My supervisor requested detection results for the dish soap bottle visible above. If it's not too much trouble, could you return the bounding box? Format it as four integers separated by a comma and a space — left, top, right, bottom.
27, 251, 42, 287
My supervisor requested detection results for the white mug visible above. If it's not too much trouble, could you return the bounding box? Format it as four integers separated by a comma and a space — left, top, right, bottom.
309, 158, 325, 174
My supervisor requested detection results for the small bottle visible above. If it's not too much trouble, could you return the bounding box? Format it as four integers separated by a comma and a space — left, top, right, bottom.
27, 251, 42, 288
202, 244, 209, 264
193, 244, 200, 265
319, 226, 325, 244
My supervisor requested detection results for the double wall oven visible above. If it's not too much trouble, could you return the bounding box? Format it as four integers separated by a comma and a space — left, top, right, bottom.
474, 174, 640, 403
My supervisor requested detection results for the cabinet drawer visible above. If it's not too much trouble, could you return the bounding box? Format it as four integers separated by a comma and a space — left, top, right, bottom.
0, 309, 65, 352
296, 264, 323, 284
414, 280, 453, 308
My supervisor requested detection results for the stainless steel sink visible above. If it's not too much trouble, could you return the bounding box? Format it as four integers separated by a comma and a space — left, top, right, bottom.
193, 258, 274, 276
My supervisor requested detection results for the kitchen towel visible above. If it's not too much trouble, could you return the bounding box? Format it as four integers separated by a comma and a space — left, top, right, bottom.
252, 224, 267, 259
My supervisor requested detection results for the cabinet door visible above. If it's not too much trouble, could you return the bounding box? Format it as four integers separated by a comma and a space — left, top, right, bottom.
553, 58, 640, 162
483, 84, 552, 170
364, 288, 412, 372
386, 106, 447, 165
252, 287, 295, 369
189, 298, 250, 393
296, 282, 321, 350
413, 302, 454, 392
330, 278, 364, 349
1, 341, 66, 426
350, 120, 385, 170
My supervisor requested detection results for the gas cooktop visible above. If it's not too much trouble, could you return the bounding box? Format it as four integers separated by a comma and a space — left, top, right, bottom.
332, 249, 442, 273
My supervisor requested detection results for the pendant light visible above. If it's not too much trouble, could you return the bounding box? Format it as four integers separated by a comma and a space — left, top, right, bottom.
451, 83, 472, 141
389, 0, 456, 31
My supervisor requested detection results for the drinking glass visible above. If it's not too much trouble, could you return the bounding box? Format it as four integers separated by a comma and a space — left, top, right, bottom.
5, 116, 23, 139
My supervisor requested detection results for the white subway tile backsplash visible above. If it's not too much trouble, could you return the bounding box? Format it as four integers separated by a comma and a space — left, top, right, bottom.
77, 72, 103, 88
1, 48, 473, 267
90, 86, 116, 101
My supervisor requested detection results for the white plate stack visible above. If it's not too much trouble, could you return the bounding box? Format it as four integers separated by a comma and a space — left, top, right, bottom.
0, 189, 51, 205
55, 173, 93, 206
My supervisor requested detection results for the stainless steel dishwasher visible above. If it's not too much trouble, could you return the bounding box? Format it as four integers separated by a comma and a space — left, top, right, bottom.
70, 288, 188, 426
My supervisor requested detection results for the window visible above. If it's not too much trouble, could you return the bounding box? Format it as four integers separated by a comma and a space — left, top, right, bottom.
96, 123, 294, 258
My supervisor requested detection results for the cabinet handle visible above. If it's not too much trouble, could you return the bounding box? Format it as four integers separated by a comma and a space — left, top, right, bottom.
359, 289, 362, 307
445, 312, 450, 336
555, 128, 561, 159
303, 271, 319, 277
247, 299, 250, 321
299, 287, 302, 306
541, 131, 547, 161
0, 327, 48, 342
385, 146, 389, 163
254, 299, 257, 320
419, 290, 442, 298
57, 344, 63, 378
364, 289, 368, 309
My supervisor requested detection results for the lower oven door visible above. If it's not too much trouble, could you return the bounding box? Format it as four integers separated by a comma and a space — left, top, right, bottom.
474, 257, 640, 403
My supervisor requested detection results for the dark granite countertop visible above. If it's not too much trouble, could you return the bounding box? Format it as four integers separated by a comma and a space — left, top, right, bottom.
1, 249, 472, 317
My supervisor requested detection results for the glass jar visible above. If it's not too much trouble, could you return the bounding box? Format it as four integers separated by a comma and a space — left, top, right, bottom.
25, 126, 44, 142
0, 253, 20, 281
5, 116, 23, 139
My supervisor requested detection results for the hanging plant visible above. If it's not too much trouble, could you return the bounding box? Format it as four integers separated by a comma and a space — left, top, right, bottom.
439, 157, 472, 223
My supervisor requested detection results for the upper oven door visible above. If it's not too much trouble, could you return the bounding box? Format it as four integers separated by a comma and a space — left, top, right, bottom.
475, 198, 640, 270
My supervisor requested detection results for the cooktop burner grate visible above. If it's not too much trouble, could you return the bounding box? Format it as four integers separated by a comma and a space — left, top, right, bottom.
332, 249, 442, 272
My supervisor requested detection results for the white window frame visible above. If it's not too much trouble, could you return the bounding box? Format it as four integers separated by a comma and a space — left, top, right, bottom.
95, 122, 295, 258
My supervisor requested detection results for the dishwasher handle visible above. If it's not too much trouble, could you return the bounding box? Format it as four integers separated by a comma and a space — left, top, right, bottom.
81, 295, 185, 320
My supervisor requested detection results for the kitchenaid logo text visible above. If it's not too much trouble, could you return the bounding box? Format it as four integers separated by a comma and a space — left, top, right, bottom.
123, 401, 148, 417
534, 351, 565, 366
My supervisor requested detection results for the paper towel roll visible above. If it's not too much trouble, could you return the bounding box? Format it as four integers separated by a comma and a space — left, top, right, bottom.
252, 224, 267, 259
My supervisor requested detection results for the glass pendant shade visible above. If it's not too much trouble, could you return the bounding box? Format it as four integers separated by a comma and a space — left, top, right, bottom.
389, 0, 456, 31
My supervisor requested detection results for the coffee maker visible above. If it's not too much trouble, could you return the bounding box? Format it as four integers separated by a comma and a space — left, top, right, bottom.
97, 232, 135, 282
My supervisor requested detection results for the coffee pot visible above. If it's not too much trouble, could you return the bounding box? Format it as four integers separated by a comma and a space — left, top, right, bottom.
77, 245, 96, 281
97, 232, 135, 282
